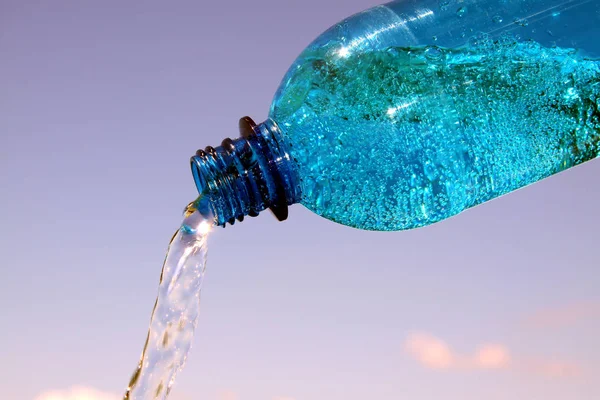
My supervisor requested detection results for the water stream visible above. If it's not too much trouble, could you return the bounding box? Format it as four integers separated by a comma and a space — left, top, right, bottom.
124, 197, 213, 400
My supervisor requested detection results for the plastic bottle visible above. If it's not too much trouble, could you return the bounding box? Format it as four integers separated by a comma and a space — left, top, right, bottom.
191, 0, 600, 230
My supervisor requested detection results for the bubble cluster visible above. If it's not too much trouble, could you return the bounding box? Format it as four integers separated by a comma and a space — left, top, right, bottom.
271, 39, 600, 230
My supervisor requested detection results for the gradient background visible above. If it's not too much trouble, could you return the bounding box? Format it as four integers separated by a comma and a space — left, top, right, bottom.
1, 1, 599, 399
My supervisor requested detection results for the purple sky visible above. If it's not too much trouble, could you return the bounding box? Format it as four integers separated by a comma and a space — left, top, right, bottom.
1, 1, 599, 399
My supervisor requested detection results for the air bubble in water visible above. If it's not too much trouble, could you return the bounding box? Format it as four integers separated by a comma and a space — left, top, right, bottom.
424, 46, 443, 61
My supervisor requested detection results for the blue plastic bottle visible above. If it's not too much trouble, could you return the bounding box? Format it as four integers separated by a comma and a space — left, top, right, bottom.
191, 0, 600, 230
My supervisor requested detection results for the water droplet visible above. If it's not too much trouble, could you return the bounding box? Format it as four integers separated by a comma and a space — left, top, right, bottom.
432, 35, 438, 41
492, 15, 503, 24
440, 0, 450, 11
456, 7, 466, 17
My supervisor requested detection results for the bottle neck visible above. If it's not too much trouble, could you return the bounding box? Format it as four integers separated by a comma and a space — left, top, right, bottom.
190, 117, 301, 226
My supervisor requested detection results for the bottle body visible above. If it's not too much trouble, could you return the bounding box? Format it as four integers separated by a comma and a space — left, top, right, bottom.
269, 0, 600, 230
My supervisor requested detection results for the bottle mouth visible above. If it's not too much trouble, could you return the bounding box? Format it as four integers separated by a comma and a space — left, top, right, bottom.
190, 151, 208, 195
189, 117, 301, 227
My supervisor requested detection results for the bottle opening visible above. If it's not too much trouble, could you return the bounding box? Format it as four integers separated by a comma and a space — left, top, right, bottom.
190, 151, 207, 195
190, 117, 301, 227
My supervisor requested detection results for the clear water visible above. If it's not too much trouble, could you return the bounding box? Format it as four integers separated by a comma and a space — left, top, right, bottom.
271, 38, 600, 230
124, 198, 213, 400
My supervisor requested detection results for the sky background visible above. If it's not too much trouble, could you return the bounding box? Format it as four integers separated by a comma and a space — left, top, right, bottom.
1, 0, 599, 399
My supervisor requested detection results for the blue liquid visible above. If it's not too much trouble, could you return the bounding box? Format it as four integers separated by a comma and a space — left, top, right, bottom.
271, 39, 600, 230
191, 0, 600, 230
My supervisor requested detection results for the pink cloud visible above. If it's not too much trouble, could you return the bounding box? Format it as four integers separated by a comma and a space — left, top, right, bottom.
405, 333, 511, 371
217, 390, 239, 400
34, 386, 195, 400
472, 344, 511, 369
34, 386, 119, 400
404, 333, 583, 378
523, 359, 584, 378
523, 301, 600, 330
404, 333, 455, 369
